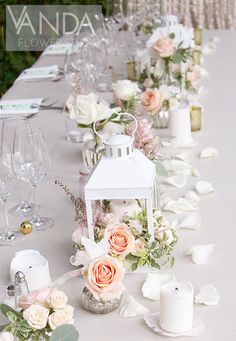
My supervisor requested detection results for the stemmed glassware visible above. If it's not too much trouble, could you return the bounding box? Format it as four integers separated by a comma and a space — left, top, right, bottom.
13, 129, 54, 231
1, 117, 33, 217
0, 148, 21, 245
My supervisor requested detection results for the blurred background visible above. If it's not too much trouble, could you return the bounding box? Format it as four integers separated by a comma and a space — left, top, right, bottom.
0, 0, 235, 95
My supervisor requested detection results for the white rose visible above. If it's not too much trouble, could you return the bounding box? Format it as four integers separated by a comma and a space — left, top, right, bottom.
103, 213, 119, 225
48, 290, 68, 310
68, 93, 111, 125
60, 305, 74, 321
48, 310, 68, 330
0, 332, 14, 341
23, 304, 49, 330
112, 80, 139, 101
129, 219, 143, 233
153, 60, 164, 78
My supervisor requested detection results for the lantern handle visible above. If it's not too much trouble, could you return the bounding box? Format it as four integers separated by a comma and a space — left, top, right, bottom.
93, 112, 138, 142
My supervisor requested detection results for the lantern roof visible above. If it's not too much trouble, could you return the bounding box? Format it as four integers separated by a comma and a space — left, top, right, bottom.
84, 149, 156, 200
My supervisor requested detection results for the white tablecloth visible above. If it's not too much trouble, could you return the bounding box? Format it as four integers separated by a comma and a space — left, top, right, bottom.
0, 30, 236, 340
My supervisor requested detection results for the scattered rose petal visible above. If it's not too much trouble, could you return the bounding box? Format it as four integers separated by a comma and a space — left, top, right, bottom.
162, 159, 192, 176
192, 168, 200, 177
162, 174, 187, 188
195, 181, 215, 195
185, 190, 200, 203
200, 147, 218, 159
195, 285, 220, 306
187, 244, 215, 264
142, 273, 174, 301
120, 295, 149, 318
212, 36, 219, 43
163, 197, 198, 215
178, 213, 201, 230
202, 42, 216, 55
175, 152, 190, 162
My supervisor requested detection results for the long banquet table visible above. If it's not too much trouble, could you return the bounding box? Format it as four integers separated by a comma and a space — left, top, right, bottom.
0, 30, 236, 341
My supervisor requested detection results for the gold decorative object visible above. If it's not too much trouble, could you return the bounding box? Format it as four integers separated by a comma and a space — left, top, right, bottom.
192, 49, 201, 65
194, 28, 202, 46
20, 221, 32, 234
190, 106, 202, 131
127, 61, 137, 81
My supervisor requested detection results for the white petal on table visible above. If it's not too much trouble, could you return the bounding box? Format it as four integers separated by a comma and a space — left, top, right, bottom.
185, 190, 200, 204
195, 181, 215, 195
142, 273, 174, 301
195, 285, 220, 306
120, 295, 149, 318
162, 174, 187, 188
178, 213, 201, 230
192, 168, 201, 177
175, 151, 190, 162
202, 42, 216, 55
212, 36, 219, 43
200, 147, 218, 159
186, 244, 215, 264
163, 198, 198, 215
162, 159, 192, 176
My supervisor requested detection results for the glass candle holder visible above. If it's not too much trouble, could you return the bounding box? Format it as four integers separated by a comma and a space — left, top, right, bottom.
192, 49, 201, 65
190, 106, 202, 131
194, 28, 202, 46
65, 116, 84, 143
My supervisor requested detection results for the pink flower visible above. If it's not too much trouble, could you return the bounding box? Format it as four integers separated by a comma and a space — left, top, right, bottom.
153, 37, 174, 58
131, 239, 146, 256
18, 288, 52, 310
105, 224, 135, 258
142, 89, 162, 115
85, 255, 125, 301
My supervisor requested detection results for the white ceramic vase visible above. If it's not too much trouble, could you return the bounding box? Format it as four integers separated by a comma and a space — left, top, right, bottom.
169, 106, 192, 144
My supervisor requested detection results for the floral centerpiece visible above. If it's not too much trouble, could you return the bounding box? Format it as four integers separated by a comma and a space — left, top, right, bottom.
71, 201, 177, 272
112, 80, 140, 113
0, 288, 78, 341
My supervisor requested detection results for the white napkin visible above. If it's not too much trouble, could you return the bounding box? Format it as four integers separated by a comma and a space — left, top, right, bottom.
142, 273, 174, 301
200, 147, 218, 159
0, 98, 42, 117
186, 244, 215, 264
195, 181, 215, 195
195, 285, 220, 306
120, 295, 149, 318
16, 65, 59, 81
43, 43, 72, 55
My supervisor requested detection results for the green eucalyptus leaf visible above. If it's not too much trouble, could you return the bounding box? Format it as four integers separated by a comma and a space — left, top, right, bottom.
0, 304, 22, 319
169, 32, 175, 39
156, 161, 168, 177
0, 324, 10, 333
77, 123, 91, 128
6, 311, 18, 324
131, 262, 138, 272
50, 324, 79, 341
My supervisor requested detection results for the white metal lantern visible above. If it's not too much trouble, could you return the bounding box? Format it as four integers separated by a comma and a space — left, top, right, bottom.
84, 114, 158, 241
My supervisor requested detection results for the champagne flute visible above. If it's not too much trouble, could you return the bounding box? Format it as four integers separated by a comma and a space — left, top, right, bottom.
13, 129, 53, 231
1, 117, 33, 217
0, 148, 21, 245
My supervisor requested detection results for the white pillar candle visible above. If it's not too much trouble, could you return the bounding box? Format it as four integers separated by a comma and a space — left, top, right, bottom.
169, 106, 192, 144
159, 280, 194, 333
110, 200, 142, 219
10, 250, 51, 292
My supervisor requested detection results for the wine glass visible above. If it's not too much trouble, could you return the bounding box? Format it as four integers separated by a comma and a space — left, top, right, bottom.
1, 117, 33, 217
13, 129, 53, 231
0, 148, 21, 245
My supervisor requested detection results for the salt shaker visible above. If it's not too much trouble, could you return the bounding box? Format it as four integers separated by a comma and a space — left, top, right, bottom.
14, 271, 29, 309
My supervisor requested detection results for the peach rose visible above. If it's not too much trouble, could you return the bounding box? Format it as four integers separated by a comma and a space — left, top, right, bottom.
18, 288, 52, 310
153, 37, 174, 58
142, 89, 162, 115
85, 255, 125, 301
105, 224, 135, 257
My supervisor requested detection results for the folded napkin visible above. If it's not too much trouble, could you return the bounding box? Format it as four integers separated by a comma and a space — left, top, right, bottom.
43, 43, 72, 55
16, 65, 59, 81
0, 98, 42, 117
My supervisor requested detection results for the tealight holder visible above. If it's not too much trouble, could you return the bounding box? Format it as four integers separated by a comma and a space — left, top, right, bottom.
194, 28, 202, 46
192, 49, 201, 65
190, 106, 202, 131
127, 61, 138, 81
81, 287, 122, 314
